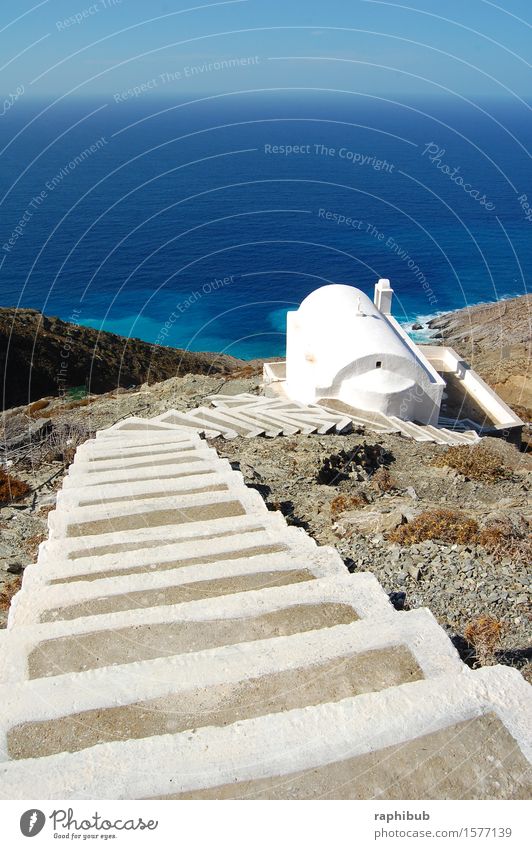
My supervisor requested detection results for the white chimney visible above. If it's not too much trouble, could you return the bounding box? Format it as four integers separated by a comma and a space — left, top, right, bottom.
374, 278, 393, 314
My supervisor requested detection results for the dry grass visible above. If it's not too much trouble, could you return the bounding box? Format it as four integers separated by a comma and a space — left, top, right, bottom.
371, 467, 399, 493
464, 616, 504, 666
431, 444, 510, 482
330, 493, 368, 519
0, 470, 31, 505
477, 517, 531, 566
389, 508, 479, 545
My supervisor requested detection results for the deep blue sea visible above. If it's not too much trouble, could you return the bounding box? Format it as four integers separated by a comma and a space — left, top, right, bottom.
0, 94, 529, 358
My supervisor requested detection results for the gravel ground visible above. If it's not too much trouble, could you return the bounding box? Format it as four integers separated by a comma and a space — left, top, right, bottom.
1, 374, 530, 682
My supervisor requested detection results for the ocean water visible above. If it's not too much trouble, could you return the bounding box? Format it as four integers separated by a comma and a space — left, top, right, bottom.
0, 94, 529, 359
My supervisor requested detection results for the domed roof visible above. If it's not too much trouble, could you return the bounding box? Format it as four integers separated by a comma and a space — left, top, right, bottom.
298, 284, 377, 321
293, 284, 417, 370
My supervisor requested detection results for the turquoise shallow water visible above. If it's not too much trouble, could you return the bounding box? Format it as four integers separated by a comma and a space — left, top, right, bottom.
0, 94, 529, 358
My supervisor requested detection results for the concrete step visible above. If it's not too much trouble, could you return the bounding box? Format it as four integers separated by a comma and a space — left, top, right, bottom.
75, 438, 204, 463
159, 407, 300, 437
0, 608, 462, 762
36, 511, 294, 565
1, 665, 529, 799
0, 576, 393, 682
10, 544, 350, 626
417, 424, 458, 445
64, 455, 224, 489
148, 410, 227, 437
387, 417, 435, 442
96, 417, 210, 437
435, 427, 481, 446
157, 400, 354, 438
67, 447, 222, 481
57, 468, 245, 510
318, 403, 401, 433
181, 407, 264, 438
27, 523, 319, 585
47, 488, 268, 540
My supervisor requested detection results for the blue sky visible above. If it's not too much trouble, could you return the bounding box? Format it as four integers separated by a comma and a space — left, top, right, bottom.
1, 0, 530, 101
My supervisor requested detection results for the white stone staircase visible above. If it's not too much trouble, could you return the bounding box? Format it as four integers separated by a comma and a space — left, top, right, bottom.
0, 417, 529, 800
147, 394, 480, 445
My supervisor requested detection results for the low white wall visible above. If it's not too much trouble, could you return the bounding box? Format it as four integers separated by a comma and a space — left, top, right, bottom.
419, 345, 523, 429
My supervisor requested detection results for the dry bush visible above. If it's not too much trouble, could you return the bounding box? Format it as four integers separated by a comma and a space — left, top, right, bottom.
431, 444, 510, 482
464, 616, 504, 666
317, 443, 392, 485
0, 576, 22, 612
330, 493, 368, 519
43, 421, 91, 466
371, 467, 399, 493
478, 517, 531, 566
24, 531, 48, 560
0, 470, 31, 505
27, 398, 50, 417
389, 508, 479, 545
229, 365, 262, 379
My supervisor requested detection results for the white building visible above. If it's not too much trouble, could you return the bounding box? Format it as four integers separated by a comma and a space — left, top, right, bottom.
284, 280, 445, 426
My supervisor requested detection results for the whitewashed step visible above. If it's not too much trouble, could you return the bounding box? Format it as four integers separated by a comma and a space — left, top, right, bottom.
96, 417, 209, 437
1, 665, 529, 799
318, 404, 401, 433
387, 417, 435, 442
57, 468, 246, 510
67, 446, 222, 478
75, 438, 203, 463
417, 424, 457, 445
10, 544, 349, 626
159, 408, 300, 437
64, 455, 223, 489
0, 608, 463, 762
47, 488, 268, 540
36, 511, 293, 566
0, 576, 393, 682
181, 407, 265, 438
21, 521, 322, 588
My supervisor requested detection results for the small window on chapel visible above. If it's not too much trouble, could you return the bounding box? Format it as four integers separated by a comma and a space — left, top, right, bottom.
376, 361, 382, 368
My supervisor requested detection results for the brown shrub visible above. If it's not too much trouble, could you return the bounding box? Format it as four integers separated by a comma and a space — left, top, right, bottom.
371, 467, 399, 493
431, 444, 510, 482
389, 508, 479, 545
478, 517, 531, 566
0, 576, 22, 612
24, 531, 48, 560
330, 493, 368, 519
229, 365, 262, 379
464, 616, 504, 666
27, 398, 50, 417
43, 422, 91, 466
0, 470, 31, 505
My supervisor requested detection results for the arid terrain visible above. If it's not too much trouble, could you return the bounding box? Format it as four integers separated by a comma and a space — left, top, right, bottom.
1, 296, 530, 682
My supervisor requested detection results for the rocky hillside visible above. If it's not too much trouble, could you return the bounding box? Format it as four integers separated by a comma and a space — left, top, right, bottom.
0, 294, 530, 680
0, 370, 530, 683
0, 308, 248, 409
427, 294, 531, 421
